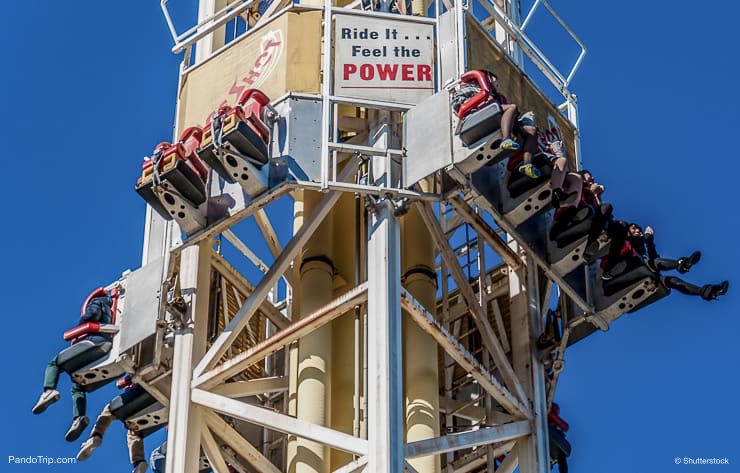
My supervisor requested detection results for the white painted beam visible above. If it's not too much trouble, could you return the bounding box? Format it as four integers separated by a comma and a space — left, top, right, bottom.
193, 389, 368, 456
210, 376, 289, 398
449, 440, 516, 473
438, 397, 514, 424
200, 419, 231, 473
193, 283, 367, 389
366, 144, 404, 473
416, 202, 530, 416
401, 290, 529, 418
223, 229, 269, 273
405, 420, 530, 458
332, 456, 368, 473
448, 196, 522, 270
210, 252, 290, 331
193, 158, 360, 376
201, 409, 281, 473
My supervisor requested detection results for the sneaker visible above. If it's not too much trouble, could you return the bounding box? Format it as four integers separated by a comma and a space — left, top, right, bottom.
132, 461, 148, 473
551, 188, 577, 208
32, 389, 60, 414
65, 416, 89, 442
677, 251, 701, 273
76, 435, 102, 461
518, 163, 541, 179
500, 138, 521, 151
702, 281, 729, 301
583, 240, 600, 264
548, 140, 565, 158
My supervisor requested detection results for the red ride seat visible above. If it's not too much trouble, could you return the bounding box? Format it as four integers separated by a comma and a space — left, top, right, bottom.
455, 70, 504, 146
198, 88, 272, 183
135, 127, 209, 220
57, 288, 119, 378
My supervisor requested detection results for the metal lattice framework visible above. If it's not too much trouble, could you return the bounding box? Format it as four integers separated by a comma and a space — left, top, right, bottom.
116, 1, 601, 472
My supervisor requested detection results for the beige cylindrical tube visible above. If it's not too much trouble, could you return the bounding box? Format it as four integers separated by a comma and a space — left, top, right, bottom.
402, 205, 441, 473
329, 191, 361, 470
411, 0, 431, 16
288, 190, 334, 473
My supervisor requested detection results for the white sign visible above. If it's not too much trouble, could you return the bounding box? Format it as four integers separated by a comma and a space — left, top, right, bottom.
334, 15, 434, 104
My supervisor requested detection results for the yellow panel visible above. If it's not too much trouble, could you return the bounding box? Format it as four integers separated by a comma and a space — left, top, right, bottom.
465, 16, 578, 163
177, 10, 322, 135
286, 11, 322, 93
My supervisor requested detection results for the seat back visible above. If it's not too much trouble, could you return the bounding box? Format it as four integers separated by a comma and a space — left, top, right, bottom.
110, 386, 156, 420
238, 88, 272, 143
110, 386, 168, 435
456, 70, 493, 120
458, 101, 503, 147
548, 427, 571, 457
57, 340, 112, 374
602, 264, 655, 297
65, 288, 127, 391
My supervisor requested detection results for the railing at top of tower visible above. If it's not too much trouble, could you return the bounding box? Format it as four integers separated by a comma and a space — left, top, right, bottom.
520, 0, 586, 88
160, 1, 585, 79
161, 0, 259, 55
463, 0, 586, 109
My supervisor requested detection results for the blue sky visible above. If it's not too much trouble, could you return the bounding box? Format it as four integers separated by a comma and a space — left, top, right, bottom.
1, 1, 737, 473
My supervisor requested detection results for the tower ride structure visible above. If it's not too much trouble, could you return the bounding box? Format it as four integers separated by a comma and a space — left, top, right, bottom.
58, 0, 670, 472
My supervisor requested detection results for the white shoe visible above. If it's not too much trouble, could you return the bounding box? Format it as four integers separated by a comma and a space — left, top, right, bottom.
65, 416, 89, 442
132, 461, 148, 473
548, 140, 565, 158
32, 389, 60, 414
76, 435, 102, 461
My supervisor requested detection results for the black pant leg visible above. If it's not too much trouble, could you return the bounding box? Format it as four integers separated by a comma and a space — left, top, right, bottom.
663, 276, 702, 296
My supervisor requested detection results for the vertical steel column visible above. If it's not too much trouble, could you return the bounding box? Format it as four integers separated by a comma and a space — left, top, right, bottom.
367, 111, 404, 473
165, 3, 223, 471
454, 0, 467, 77
566, 97, 582, 169
165, 242, 210, 473
508, 0, 525, 67
526, 264, 550, 472
508, 243, 548, 473
479, 238, 498, 473
320, 0, 333, 189
195, 0, 227, 61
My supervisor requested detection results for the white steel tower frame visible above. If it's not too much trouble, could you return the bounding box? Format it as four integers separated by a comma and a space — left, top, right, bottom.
135, 0, 592, 472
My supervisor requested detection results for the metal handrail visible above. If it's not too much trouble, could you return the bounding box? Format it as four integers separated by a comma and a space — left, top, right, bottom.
476, 0, 568, 96
519, 0, 587, 86
161, 0, 260, 54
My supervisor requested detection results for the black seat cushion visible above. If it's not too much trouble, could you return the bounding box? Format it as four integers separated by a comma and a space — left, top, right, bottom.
550, 207, 594, 248
57, 339, 112, 374
135, 160, 206, 221
507, 154, 553, 199
159, 159, 207, 206
549, 427, 571, 457
110, 385, 157, 421
458, 102, 502, 146
134, 183, 171, 221
602, 264, 658, 297
200, 121, 268, 183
